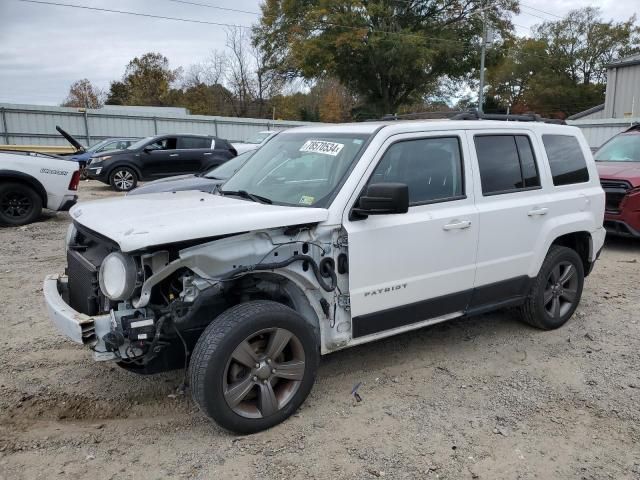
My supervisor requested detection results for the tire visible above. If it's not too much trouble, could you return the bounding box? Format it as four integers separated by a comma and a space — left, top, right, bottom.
0, 182, 43, 227
79, 166, 89, 180
190, 300, 319, 434
519, 246, 584, 330
109, 167, 138, 192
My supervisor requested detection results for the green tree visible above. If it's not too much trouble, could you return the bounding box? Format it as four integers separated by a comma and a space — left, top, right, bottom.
488, 7, 639, 118
106, 53, 181, 106
254, 0, 517, 116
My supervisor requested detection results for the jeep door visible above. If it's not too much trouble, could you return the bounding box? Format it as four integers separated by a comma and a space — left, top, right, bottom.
467, 130, 549, 307
343, 131, 479, 338
140, 136, 179, 178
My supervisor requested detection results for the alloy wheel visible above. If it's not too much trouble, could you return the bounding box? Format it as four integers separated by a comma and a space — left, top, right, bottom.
543, 261, 579, 320
0, 190, 33, 219
113, 170, 134, 190
223, 328, 306, 419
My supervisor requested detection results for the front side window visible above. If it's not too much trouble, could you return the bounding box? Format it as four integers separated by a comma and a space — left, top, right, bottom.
146, 137, 177, 151
595, 134, 640, 163
542, 134, 589, 185
475, 135, 540, 195
368, 137, 464, 205
222, 132, 370, 207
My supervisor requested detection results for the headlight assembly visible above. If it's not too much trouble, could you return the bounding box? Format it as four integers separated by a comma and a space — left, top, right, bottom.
99, 252, 138, 301
64, 224, 77, 252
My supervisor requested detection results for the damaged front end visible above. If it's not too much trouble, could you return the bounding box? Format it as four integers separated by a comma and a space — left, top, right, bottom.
45, 221, 344, 373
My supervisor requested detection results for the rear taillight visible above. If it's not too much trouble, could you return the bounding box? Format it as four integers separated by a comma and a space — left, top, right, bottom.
68, 170, 81, 191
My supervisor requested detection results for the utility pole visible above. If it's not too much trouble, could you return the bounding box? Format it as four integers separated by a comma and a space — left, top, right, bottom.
478, 5, 487, 114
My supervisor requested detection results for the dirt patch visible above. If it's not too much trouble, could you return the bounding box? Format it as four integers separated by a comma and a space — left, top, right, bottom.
1, 181, 639, 479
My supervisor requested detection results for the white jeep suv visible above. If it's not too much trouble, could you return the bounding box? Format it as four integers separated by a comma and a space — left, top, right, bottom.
44, 118, 605, 433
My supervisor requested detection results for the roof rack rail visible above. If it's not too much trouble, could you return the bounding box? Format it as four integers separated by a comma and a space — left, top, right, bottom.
451, 110, 566, 125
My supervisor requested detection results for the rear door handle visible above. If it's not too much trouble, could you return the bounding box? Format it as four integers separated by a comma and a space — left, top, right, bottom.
169, 153, 179, 157
527, 207, 549, 216
443, 220, 472, 231
203, 152, 213, 155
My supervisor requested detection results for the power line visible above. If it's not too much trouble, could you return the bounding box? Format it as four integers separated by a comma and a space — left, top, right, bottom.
162, 0, 260, 16
15, 0, 254, 29
520, 3, 563, 20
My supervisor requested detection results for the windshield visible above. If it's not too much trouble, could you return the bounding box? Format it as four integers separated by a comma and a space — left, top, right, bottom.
205, 151, 254, 179
87, 139, 110, 153
221, 131, 370, 207
246, 132, 272, 144
595, 134, 640, 162
127, 136, 155, 150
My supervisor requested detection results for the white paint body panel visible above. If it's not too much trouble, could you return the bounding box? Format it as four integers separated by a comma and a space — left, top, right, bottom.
70, 190, 329, 252
0, 151, 78, 210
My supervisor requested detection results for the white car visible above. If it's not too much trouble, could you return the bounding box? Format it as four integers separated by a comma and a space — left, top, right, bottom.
44, 117, 604, 433
0, 150, 80, 226
232, 130, 278, 154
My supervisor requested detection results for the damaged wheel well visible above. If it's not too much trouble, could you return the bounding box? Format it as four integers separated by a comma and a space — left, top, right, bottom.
231, 273, 322, 342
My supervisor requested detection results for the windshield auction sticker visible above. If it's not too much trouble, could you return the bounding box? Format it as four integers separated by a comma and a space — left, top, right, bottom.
300, 140, 344, 156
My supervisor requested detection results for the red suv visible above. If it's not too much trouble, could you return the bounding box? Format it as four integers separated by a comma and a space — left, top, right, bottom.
595, 125, 640, 237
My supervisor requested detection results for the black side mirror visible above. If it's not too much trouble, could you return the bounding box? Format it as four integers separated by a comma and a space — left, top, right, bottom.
143, 146, 153, 153
352, 183, 409, 218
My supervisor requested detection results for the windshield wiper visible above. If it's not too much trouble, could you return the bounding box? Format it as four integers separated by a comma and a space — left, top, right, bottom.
220, 189, 272, 204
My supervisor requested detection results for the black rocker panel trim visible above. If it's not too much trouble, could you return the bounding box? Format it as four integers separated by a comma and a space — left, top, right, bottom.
352, 290, 470, 338
352, 276, 532, 338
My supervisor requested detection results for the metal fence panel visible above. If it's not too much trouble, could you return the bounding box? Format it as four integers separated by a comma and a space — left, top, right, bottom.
567, 117, 640, 148
0, 103, 317, 147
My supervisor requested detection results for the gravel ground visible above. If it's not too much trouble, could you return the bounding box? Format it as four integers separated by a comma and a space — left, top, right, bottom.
1, 181, 639, 479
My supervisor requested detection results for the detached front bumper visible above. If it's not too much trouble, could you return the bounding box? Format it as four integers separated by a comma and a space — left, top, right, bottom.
43, 274, 113, 350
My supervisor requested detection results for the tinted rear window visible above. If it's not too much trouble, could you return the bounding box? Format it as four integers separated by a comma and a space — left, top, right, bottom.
179, 137, 211, 149
542, 135, 589, 186
474, 135, 540, 195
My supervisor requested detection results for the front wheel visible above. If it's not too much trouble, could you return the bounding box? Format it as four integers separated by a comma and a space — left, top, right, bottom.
190, 301, 319, 434
519, 246, 584, 330
109, 167, 138, 192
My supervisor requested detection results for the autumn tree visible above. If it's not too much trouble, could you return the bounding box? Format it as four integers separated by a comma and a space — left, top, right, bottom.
254, 0, 518, 116
61, 79, 104, 108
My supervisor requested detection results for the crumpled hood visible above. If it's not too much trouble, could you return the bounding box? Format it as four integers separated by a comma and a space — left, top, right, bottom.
70, 191, 329, 252
128, 175, 221, 196
597, 162, 640, 187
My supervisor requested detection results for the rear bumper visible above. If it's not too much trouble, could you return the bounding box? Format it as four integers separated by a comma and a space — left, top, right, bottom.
58, 195, 78, 211
43, 274, 112, 346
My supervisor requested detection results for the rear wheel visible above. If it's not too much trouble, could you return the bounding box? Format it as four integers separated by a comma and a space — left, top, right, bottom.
109, 167, 138, 192
190, 301, 319, 434
0, 182, 42, 226
519, 246, 584, 330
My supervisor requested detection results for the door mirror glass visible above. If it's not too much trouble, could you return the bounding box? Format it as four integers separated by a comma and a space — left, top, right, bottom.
353, 183, 409, 217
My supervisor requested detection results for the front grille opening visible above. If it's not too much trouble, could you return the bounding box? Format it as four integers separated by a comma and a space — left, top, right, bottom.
600, 180, 631, 213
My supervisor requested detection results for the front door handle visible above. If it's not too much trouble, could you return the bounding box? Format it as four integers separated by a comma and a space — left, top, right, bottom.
528, 207, 549, 216
443, 220, 472, 231
203, 152, 213, 155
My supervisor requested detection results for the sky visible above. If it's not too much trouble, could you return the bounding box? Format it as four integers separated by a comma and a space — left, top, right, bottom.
0, 0, 637, 106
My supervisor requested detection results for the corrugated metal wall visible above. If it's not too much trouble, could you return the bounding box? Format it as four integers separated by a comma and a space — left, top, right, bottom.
0, 103, 318, 147
567, 117, 640, 148
604, 63, 640, 118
